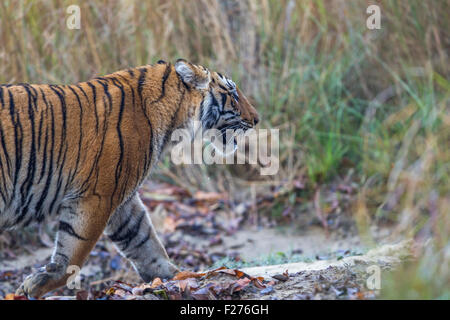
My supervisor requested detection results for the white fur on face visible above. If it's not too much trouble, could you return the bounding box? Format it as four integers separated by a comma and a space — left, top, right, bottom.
215, 73, 239, 101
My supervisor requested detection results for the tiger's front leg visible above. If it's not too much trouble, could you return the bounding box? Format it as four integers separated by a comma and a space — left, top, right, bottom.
104, 194, 179, 282
16, 198, 110, 298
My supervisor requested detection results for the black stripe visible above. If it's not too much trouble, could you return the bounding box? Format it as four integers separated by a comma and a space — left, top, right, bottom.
55, 252, 69, 263
48, 85, 67, 168
108, 215, 132, 241
220, 92, 227, 110
0, 87, 4, 107
161, 81, 186, 149
108, 211, 145, 250
8, 91, 23, 209
0, 120, 12, 177
151, 64, 171, 104
67, 86, 84, 186
96, 80, 113, 114
48, 144, 67, 216
34, 89, 55, 220
137, 67, 154, 174
19, 85, 37, 206
109, 78, 126, 208
132, 233, 150, 250
87, 82, 99, 133
116, 74, 136, 107
218, 83, 228, 91
59, 221, 87, 240
75, 84, 89, 101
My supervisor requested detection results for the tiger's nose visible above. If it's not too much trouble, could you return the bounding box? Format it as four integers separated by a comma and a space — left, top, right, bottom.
253, 115, 259, 126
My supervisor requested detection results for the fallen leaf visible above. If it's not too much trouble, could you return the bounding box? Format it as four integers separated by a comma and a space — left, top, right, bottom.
105, 287, 116, 295
272, 274, 289, 282
177, 278, 199, 292
163, 216, 178, 233
173, 270, 205, 280
217, 269, 237, 276
151, 277, 163, 288
76, 290, 89, 300
191, 287, 215, 300
194, 191, 228, 202
235, 270, 245, 278
4, 293, 17, 300
230, 278, 251, 294
252, 278, 266, 289
113, 282, 133, 292
131, 287, 145, 295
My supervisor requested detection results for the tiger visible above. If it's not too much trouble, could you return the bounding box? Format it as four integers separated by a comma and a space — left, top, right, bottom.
0, 59, 259, 298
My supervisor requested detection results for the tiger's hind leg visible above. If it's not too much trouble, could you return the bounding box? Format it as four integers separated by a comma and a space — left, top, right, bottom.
16, 198, 111, 298
104, 194, 179, 282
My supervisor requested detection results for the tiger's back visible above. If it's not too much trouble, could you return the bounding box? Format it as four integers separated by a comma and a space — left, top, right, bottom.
0, 66, 167, 229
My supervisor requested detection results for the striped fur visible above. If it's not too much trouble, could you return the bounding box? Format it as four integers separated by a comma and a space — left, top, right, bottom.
0, 59, 258, 298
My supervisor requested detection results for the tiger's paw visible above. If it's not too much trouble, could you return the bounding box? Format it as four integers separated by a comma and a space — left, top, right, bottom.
16, 263, 65, 299
161, 262, 181, 280
138, 260, 180, 283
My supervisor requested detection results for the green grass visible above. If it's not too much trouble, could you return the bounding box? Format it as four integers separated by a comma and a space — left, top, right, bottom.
381, 242, 450, 300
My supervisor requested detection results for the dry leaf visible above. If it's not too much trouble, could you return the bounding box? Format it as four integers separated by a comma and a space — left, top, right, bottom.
252, 278, 266, 289
151, 277, 163, 288
272, 274, 289, 282
217, 269, 237, 276
230, 278, 251, 294
4, 293, 17, 300
105, 287, 116, 295
194, 191, 227, 202
235, 270, 245, 278
173, 270, 204, 280
163, 216, 177, 233
76, 291, 89, 300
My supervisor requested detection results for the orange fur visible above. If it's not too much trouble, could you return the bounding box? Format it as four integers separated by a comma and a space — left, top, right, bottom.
0, 60, 258, 298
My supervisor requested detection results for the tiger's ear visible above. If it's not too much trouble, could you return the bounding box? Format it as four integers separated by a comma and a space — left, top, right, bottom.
175, 59, 210, 90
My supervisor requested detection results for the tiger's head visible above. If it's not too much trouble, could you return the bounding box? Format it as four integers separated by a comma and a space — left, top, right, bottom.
174, 59, 259, 143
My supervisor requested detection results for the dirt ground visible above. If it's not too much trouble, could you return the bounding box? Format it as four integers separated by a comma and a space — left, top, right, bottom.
0, 221, 405, 300
0, 181, 409, 300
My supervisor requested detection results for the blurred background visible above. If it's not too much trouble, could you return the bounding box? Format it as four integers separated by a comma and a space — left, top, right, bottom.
0, 0, 449, 299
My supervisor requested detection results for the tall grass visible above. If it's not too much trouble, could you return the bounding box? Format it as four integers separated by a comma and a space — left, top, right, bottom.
0, 0, 449, 298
